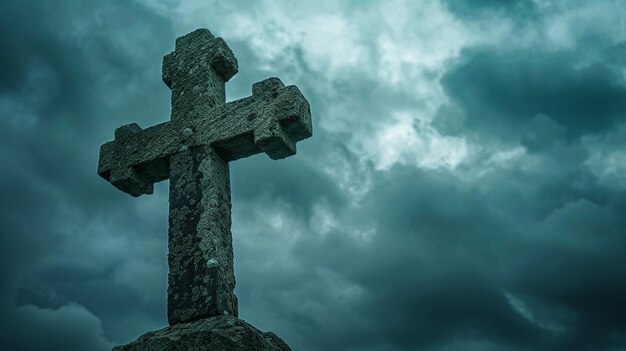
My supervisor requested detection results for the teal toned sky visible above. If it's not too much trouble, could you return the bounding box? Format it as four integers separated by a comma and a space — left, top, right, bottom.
2, 1, 626, 350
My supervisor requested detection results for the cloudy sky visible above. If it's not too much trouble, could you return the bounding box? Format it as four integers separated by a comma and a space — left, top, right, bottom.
2, 0, 626, 350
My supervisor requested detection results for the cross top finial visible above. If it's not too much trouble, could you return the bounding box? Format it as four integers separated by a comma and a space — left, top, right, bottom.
162, 28, 238, 121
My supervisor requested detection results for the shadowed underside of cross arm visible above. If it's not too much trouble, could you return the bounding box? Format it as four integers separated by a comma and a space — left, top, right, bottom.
97, 78, 312, 197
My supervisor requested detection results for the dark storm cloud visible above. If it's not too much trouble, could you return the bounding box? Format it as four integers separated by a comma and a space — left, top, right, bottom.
231, 154, 347, 220
506, 195, 626, 350
222, 5, 626, 347
284, 166, 541, 350
442, 0, 538, 21
603, 41, 626, 67
2, 1, 626, 351
8, 304, 114, 351
0, 0, 174, 208
439, 50, 626, 143
0, 0, 175, 349
271, 160, 626, 351
431, 38, 626, 341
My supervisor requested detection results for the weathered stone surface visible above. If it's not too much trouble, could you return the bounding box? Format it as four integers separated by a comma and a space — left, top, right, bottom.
99, 27, 310, 349
167, 145, 238, 322
98, 76, 311, 198
112, 315, 291, 351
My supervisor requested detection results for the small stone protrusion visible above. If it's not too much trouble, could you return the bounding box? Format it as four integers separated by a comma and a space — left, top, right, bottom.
252, 77, 285, 101
115, 123, 142, 140
209, 37, 239, 82
183, 127, 193, 137
207, 258, 218, 268
110, 165, 154, 197
254, 116, 296, 160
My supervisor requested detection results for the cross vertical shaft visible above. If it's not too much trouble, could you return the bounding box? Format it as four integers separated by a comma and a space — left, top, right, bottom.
168, 146, 237, 324
162, 29, 239, 324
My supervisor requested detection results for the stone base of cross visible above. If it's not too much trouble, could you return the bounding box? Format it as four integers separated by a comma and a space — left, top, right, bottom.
113, 314, 292, 351
100, 28, 311, 350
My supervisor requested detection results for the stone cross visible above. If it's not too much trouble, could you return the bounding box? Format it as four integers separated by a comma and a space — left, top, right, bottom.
97, 28, 312, 325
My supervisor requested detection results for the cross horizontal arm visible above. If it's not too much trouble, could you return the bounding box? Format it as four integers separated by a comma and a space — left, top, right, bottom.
98, 77, 311, 197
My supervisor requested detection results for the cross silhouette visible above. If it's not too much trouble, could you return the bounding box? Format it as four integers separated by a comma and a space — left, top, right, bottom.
98, 28, 312, 325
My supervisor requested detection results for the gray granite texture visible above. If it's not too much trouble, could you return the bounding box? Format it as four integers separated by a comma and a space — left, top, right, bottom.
97, 27, 311, 350
112, 315, 292, 351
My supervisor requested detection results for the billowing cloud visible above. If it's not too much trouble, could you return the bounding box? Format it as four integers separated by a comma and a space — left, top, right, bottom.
2, 1, 626, 351
440, 50, 626, 140
4, 303, 113, 351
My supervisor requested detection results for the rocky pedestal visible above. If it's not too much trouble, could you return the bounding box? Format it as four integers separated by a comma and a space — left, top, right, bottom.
113, 315, 291, 351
